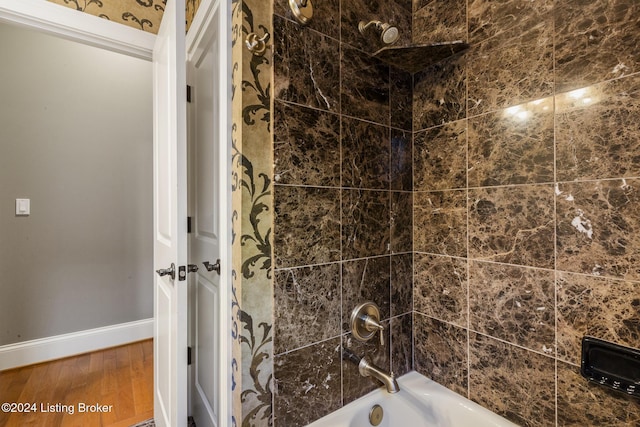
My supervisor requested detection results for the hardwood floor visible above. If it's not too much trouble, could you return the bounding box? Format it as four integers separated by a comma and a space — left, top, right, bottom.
0, 340, 153, 427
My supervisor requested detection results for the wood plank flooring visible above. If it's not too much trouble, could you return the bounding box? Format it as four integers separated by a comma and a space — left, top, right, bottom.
0, 340, 153, 427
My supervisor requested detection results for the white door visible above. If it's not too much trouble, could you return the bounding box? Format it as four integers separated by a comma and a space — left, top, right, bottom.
152, 0, 188, 425
186, 0, 230, 425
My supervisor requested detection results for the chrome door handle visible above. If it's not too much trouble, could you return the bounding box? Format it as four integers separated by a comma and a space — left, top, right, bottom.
156, 263, 176, 280
203, 259, 221, 275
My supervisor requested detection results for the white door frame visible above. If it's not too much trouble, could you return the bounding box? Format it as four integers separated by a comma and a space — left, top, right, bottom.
0, 0, 232, 424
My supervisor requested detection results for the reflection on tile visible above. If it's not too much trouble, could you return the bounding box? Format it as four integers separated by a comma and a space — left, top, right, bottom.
274, 102, 341, 187
391, 130, 413, 191
414, 190, 467, 257
467, 20, 553, 116
274, 264, 342, 354
468, 98, 554, 187
274, 338, 342, 427
413, 54, 467, 130
556, 179, 640, 280
468, 185, 554, 269
391, 253, 413, 316
342, 328, 391, 404
342, 189, 391, 260
342, 256, 391, 332
391, 314, 413, 377
273, 15, 340, 112
341, 44, 390, 126
414, 253, 467, 327
469, 261, 555, 354
414, 120, 467, 191
341, 117, 390, 189
412, 0, 466, 44
557, 361, 640, 426
274, 186, 341, 268
556, 76, 640, 181
391, 192, 412, 253
469, 333, 555, 426
390, 67, 413, 131
414, 313, 468, 397
468, 0, 553, 44
557, 271, 640, 365
555, 0, 640, 93
274, 0, 340, 40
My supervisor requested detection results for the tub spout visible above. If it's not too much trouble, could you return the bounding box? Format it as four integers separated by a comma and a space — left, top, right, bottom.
358, 356, 400, 393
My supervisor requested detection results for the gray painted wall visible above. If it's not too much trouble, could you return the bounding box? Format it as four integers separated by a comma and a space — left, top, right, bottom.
0, 22, 153, 346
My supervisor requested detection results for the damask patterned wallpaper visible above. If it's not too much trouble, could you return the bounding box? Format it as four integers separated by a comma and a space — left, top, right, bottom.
45, 0, 203, 33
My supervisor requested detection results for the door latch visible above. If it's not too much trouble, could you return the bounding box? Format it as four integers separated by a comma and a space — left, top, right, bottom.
203, 259, 221, 275
178, 264, 199, 281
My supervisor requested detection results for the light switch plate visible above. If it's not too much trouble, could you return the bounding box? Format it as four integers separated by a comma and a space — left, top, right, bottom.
16, 198, 30, 216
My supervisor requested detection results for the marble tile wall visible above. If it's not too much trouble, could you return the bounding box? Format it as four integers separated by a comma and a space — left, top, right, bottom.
413, 0, 640, 426
271, 0, 413, 425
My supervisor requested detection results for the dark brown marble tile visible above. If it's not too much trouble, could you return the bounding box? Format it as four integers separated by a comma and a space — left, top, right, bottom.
413, 53, 467, 130
414, 253, 467, 327
468, 99, 554, 187
342, 189, 391, 260
388, 0, 413, 49
342, 256, 391, 332
341, 44, 390, 126
555, 0, 640, 93
391, 314, 413, 377
467, 20, 553, 116
412, 0, 466, 45
391, 253, 413, 316
469, 333, 556, 427
274, 15, 340, 112
414, 313, 468, 397
468, 0, 553, 44
390, 67, 413, 131
390, 129, 412, 191
274, 263, 342, 354
556, 179, 640, 280
390, 191, 412, 253
414, 189, 467, 257
341, 117, 390, 189
274, 101, 341, 187
468, 185, 555, 269
469, 261, 555, 354
556, 75, 640, 182
557, 271, 640, 365
274, 337, 342, 427
414, 120, 467, 191
342, 327, 391, 404
557, 361, 640, 426
274, 185, 341, 268
274, 0, 340, 40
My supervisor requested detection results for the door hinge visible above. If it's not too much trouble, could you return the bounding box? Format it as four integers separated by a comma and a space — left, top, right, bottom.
187, 346, 192, 365
187, 216, 192, 233
186, 85, 192, 103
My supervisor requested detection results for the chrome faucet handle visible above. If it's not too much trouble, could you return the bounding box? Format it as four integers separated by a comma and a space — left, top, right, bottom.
362, 314, 385, 346
351, 302, 385, 346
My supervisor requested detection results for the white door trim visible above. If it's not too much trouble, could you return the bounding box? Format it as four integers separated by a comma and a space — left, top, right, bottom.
0, 0, 155, 60
186, 0, 232, 424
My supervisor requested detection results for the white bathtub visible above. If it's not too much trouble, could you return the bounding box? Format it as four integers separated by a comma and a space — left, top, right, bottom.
307, 371, 518, 427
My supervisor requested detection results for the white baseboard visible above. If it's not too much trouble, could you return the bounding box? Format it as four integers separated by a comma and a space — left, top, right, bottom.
0, 318, 153, 371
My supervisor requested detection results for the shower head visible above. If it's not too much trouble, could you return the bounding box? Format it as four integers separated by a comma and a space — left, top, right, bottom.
358, 20, 400, 45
